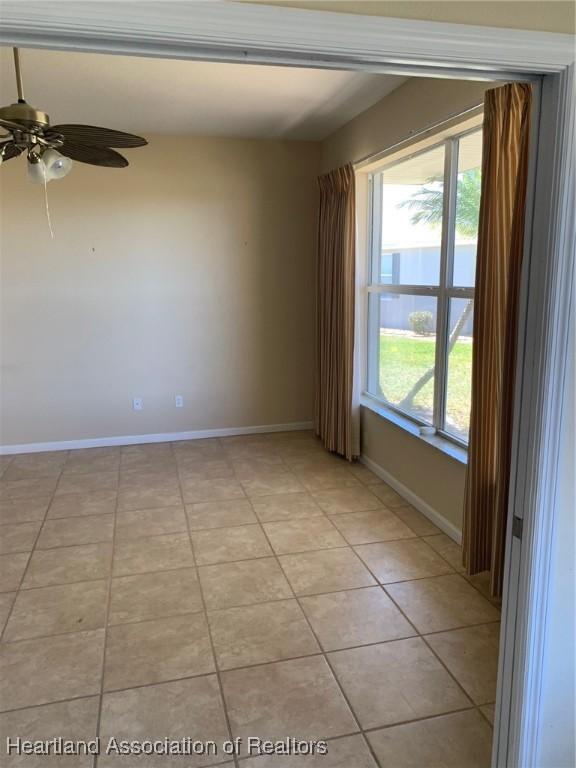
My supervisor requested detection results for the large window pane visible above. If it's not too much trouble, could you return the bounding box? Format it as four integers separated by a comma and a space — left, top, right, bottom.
367, 293, 437, 425
445, 298, 474, 441
453, 131, 482, 287
379, 144, 445, 286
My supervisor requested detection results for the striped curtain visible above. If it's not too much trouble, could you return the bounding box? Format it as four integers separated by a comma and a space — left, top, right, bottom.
315, 163, 359, 461
463, 83, 532, 598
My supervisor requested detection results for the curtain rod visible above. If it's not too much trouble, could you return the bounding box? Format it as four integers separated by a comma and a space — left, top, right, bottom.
353, 102, 484, 171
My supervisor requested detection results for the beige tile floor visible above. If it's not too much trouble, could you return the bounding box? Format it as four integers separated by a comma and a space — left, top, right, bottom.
0, 432, 499, 767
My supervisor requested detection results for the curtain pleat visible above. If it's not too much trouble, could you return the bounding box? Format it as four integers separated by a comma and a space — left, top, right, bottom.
463, 83, 532, 598
315, 163, 359, 460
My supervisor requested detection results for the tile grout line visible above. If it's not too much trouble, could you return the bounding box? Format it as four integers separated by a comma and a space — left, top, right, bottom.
0, 456, 15, 480
244, 485, 386, 768
349, 470, 501, 609
0, 683, 488, 746
378, 576, 480, 710
0, 453, 70, 644
360, 703, 490, 735
0, 497, 393, 534
218, 438, 376, 763
477, 704, 496, 727
423, 537, 502, 608
324, 489, 484, 716
281, 476, 487, 725
350, 468, 502, 613
231, 705, 488, 763
0, 691, 101, 717
0, 532, 503, 645
330, 518, 496, 734
178, 440, 241, 768
0, 501, 51, 526
92, 460, 121, 768
0, 598, 502, 663
10, 535, 114, 556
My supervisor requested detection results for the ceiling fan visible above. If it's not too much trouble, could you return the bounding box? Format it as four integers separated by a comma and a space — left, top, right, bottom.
0, 48, 147, 182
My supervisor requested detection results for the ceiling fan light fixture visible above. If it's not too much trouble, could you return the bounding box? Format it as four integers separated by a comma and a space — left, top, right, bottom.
27, 149, 73, 184
27, 154, 47, 184
43, 149, 73, 180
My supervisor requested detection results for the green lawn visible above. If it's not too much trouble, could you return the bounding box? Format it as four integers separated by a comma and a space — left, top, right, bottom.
378, 333, 472, 439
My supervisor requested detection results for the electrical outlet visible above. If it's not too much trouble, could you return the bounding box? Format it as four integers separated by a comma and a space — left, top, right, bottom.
133, 397, 143, 411
175, 395, 184, 408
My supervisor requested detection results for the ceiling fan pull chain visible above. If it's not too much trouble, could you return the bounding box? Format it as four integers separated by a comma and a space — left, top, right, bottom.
42, 167, 55, 239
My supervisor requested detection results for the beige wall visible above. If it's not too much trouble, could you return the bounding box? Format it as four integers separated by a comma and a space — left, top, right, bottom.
362, 409, 466, 530
0, 136, 320, 445
321, 76, 492, 528
244, 1, 574, 34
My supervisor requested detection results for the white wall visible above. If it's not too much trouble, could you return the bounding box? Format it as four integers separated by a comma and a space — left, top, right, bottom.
534, 293, 576, 767
0, 135, 320, 446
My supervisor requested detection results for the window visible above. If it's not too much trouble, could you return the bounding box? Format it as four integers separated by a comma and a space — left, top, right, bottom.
380, 252, 400, 284
365, 126, 482, 445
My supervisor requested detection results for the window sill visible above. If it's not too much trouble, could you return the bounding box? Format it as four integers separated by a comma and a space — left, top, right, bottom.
360, 394, 468, 465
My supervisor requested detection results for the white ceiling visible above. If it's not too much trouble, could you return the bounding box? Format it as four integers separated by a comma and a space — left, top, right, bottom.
0, 48, 406, 141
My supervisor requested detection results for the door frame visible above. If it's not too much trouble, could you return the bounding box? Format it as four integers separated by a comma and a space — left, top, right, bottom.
1, 3, 574, 765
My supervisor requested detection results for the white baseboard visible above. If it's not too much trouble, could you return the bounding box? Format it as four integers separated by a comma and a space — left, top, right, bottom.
0, 421, 314, 456
360, 454, 462, 544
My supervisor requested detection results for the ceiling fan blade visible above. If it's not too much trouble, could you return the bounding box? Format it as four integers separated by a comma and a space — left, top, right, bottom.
0, 142, 24, 161
58, 142, 128, 167
47, 124, 147, 148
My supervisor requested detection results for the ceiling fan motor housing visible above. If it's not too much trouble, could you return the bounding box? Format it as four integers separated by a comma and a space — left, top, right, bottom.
0, 101, 50, 128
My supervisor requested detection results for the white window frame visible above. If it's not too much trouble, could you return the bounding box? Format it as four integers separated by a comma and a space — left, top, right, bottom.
365, 125, 481, 447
